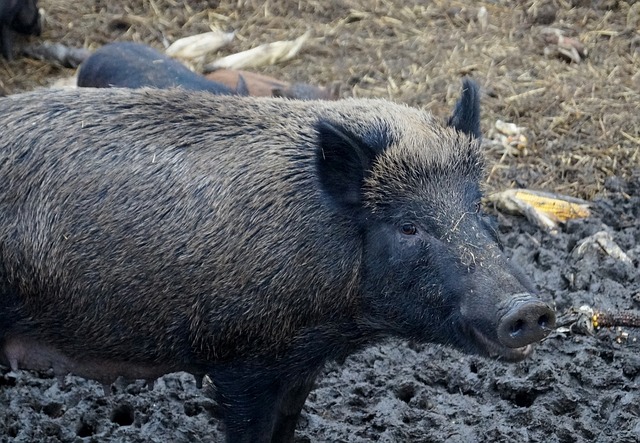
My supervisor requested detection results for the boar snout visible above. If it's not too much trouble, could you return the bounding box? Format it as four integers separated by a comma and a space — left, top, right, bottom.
497, 294, 556, 349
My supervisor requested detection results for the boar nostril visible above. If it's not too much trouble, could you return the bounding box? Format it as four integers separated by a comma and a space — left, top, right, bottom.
510, 319, 525, 337
538, 314, 550, 328
497, 296, 556, 348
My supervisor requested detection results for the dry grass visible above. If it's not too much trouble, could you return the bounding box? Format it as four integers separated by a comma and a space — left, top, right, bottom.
1, 0, 638, 198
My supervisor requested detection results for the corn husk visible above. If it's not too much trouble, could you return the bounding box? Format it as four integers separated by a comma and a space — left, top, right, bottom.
495, 120, 523, 136
476, 6, 488, 32
493, 119, 528, 154
49, 75, 78, 89
203, 31, 310, 72
628, 3, 640, 29
540, 27, 587, 63
567, 305, 597, 335
165, 31, 235, 60
572, 231, 633, 267
487, 189, 590, 231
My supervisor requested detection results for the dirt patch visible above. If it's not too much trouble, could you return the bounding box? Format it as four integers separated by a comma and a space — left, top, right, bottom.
1, 0, 639, 442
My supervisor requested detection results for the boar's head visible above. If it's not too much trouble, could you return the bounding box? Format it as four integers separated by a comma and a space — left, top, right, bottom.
316, 79, 555, 361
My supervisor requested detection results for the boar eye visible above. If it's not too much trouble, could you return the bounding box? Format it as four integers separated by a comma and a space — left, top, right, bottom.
475, 201, 482, 214
400, 223, 417, 236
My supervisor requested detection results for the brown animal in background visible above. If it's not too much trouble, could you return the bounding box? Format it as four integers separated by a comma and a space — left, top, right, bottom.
206, 68, 340, 100
0, 80, 555, 443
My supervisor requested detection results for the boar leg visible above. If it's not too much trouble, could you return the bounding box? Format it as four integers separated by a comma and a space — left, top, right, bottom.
213, 367, 316, 443
270, 380, 315, 443
213, 369, 281, 443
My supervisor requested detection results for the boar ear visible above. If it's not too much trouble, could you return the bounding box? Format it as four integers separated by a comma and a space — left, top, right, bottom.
315, 120, 387, 210
447, 78, 481, 139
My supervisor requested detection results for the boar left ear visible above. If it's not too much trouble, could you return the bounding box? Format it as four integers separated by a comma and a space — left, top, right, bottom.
447, 78, 481, 139
315, 120, 388, 210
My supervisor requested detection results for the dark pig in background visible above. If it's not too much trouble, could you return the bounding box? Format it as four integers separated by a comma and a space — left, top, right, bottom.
0, 81, 555, 443
0, 0, 41, 60
78, 41, 338, 100
77, 41, 242, 95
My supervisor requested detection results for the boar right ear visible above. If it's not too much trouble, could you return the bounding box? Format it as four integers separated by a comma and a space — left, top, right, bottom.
447, 78, 481, 139
315, 120, 387, 210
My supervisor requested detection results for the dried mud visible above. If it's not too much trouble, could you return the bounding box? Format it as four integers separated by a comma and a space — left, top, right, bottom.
1, 0, 639, 442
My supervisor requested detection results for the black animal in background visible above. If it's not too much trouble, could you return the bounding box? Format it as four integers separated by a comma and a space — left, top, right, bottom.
0, 0, 41, 60
77, 41, 245, 95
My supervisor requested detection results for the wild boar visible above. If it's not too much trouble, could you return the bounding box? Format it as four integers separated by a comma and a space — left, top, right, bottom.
77, 41, 241, 95
0, 80, 555, 443
0, 0, 41, 60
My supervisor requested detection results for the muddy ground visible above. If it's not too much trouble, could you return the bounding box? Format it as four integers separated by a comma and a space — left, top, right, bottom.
1, 0, 639, 442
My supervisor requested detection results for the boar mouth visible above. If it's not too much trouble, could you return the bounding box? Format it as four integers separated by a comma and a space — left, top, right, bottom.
469, 326, 533, 362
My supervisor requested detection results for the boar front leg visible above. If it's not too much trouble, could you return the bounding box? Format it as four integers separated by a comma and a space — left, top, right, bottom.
271, 380, 316, 443
213, 365, 317, 443
211, 369, 284, 443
